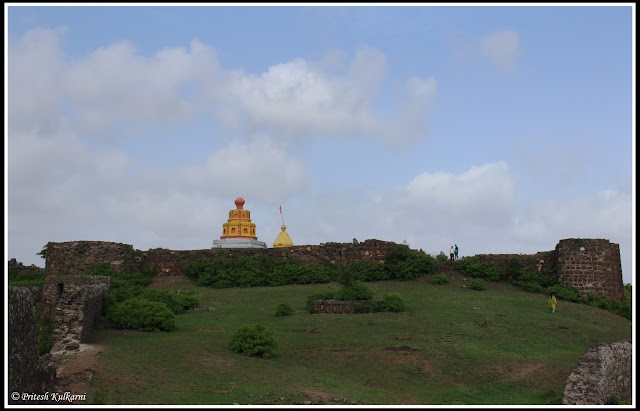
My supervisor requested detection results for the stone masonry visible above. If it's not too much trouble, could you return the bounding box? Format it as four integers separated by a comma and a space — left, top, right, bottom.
8, 287, 57, 404
41, 275, 111, 352
39, 238, 625, 302
556, 239, 624, 301
45, 241, 138, 276
313, 299, 385, 314
562, 339, 632, 405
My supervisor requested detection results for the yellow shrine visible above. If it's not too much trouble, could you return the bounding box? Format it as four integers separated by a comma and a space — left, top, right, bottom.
273, 225, 294, 248
212, 198, 266, 249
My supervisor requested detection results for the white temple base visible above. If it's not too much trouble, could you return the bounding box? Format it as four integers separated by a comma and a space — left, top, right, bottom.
212, 238, 267, 249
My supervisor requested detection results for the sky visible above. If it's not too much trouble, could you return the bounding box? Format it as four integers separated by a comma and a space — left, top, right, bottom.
4, 4, 635, 285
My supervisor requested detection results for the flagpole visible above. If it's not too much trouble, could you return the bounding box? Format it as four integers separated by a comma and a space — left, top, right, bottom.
280, 205, 285, 226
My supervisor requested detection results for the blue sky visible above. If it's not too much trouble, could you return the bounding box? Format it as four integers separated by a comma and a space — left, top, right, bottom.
5, 4, 635, 284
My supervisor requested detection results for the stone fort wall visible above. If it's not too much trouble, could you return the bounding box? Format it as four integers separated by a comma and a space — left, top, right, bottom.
555, 239, 624, 301
41, 275, 111, 351
42, 238, 624, 301
562, 339, 632, 405
8, 287, 57, 404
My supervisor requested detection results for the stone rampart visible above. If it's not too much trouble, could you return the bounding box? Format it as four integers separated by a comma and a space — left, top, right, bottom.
556, 239, 624, 301
39, 238, 624, 302
562, 339, 632, 405
41, 275, 110, 351
313, 299, 384, 314
45, 241, 138, 275
8, 287, 57, 404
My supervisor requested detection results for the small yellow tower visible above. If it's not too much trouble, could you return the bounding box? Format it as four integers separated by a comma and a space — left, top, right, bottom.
273, 225, 294, 248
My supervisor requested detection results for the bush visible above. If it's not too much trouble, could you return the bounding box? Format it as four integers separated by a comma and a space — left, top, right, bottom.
335, 282, 374, 301
140, 290, 199, 314
275, 303, 294, 316
545, 284, 581, 303
228, 324, 278, 358
37, 314, 54, 355
436, 251, 449, 262
382, 292, 406, 312
432, 274, 449, 285
457, 258, 503, 281
468, 279, 487, 291
109, 298, 175, 332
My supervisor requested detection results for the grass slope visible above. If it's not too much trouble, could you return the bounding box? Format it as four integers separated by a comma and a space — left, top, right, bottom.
87, 274, 631, 405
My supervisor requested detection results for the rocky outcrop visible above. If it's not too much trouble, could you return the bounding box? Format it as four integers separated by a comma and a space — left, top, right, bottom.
562, 339, 632, 405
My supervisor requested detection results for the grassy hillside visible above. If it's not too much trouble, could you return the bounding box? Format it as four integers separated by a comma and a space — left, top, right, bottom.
86, 273, 631, 405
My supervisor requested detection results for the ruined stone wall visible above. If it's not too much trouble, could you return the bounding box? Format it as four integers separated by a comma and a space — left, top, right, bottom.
562, 339, 632, 405
313, 299, 384, 314
468, 251, 556, 279
41, 275, 110, 351
45, 241, 138, 275
556, 239, 624, 301
8, 287, 57, 404
45, 239, 409, 277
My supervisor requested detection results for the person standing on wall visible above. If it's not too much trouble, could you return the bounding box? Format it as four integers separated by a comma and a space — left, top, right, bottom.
450, 245, 455, 261
454, 244, 459, 261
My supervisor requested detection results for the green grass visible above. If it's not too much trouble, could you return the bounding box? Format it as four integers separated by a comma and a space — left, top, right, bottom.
87, 274, 631, 405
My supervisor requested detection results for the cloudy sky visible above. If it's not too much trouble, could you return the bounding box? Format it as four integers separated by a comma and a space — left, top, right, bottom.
5, 4, 635, 284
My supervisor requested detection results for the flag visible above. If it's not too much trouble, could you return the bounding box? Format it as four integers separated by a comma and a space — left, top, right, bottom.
279, 205, 282, 215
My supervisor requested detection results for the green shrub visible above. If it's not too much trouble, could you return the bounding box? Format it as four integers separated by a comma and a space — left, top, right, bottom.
305, 291, 336, 313
140, 290, 199, 314
109, 298, 175, 332
37, 314, 54, 355
382, 292, 406, 312
436, 252, 449, 262
228, 324, 278, 358
545, 284, 581, 303
457, 258, 503, 281
335, 282, 374, 301
275, 302, 294, 316
432, 274, 449, 285
468, 279, 487, 291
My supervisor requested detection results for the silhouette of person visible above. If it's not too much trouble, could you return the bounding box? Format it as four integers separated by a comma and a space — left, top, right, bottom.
454, 244, 459, 260
450, 246, 455, 261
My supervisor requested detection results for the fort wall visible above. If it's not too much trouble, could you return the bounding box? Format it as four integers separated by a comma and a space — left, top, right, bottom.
556, 239, 624, 301
8, 287, 57, 404
562, 339, 632, 405
41, 275, 111, 351
39, 238, 624, 301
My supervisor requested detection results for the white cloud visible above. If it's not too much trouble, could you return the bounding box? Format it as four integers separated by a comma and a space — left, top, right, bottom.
479, 30, 521, 72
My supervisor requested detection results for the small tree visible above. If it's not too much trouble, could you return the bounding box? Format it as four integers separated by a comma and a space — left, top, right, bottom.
275, 302, 294, 316
37, 243, 49, 260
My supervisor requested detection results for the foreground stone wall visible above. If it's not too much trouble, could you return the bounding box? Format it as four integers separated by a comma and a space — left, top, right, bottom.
313, 299, 384, 314
45, 241, 138, 275
41, 275, 111, 351
556, 239, 624, 301
562, 339, 632, 405
8, 287, 56, 404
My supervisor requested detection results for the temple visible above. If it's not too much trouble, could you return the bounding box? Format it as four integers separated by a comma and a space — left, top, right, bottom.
212, 198, 267, 249
273, 225, 294, 248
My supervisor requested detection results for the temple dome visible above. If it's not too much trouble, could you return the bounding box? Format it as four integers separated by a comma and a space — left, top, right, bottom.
273, 225, 293, 248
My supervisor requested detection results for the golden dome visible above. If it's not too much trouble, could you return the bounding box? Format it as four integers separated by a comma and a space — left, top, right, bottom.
273, 225, 293, 248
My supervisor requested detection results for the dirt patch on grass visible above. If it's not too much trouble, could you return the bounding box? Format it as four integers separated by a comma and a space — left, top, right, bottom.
196, 353, 236, 369
202, 387, 232, 393
376, 349, 437, 375
384, 345, 422, 351
364, 379, 386, 389
394, 336, 422, 342
295, 328, 320, 333
492, 361, 552, 386
195, 328, 226, 332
